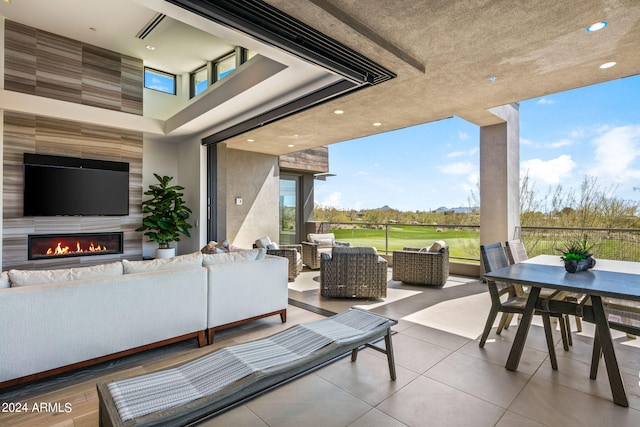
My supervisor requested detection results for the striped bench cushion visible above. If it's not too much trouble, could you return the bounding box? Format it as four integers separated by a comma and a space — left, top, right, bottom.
102, 308, 396, 425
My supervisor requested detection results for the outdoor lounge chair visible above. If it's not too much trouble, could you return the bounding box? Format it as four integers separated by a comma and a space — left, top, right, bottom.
320, 246, 388, 298
255, 236, 302, 281
302, 233, 350, 269
392, 241, 449, 286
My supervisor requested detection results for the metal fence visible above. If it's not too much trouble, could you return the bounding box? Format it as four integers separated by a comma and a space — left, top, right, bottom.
515, 226, 640, 262
319, 222, 640, 263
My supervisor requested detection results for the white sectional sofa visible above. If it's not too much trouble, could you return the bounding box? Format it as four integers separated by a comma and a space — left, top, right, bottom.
0, 249, 288, 389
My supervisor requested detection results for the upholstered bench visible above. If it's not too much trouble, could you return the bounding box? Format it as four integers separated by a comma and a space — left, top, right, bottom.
97, 308, 397, 427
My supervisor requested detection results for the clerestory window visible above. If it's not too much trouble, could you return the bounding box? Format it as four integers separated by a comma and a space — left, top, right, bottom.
144, 67, 176, 95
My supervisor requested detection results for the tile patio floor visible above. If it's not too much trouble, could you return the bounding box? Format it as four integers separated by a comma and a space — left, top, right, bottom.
1, 268, 639, 426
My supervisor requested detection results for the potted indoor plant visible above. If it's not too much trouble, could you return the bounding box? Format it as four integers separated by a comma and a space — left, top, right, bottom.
557, 235, 596, 273
137, 174, 192, 258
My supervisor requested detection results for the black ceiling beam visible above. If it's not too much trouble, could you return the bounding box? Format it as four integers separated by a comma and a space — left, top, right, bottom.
166, 0, 395, 85
202, 79, 357, 145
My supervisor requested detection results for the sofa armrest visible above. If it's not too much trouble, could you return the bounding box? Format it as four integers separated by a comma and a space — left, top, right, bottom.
302, 241, 320, 269
206, 256, 288, 328
280, 244, 302, 254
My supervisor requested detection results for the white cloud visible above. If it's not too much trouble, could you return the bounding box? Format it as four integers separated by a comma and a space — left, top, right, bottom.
438, 161, 475, 175
547, 139, 574, 148
537, 98, 555, 105
320, 191, 342, 208
458, 131, 470, 140
590, 125, 640, 181
520, 137, 534, 146
521, 155, 576, 184
446, 148, 478, 158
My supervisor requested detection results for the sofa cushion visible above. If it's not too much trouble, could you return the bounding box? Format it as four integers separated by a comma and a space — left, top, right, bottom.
123, 252, 203, 274
202, 248, 266, 266
70, 262, 124, 280
9, 268, 71, 287
0, 271, 10, 289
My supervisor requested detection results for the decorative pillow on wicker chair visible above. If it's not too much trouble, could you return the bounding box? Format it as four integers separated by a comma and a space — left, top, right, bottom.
428, 240, 447, 252
307, 233, 335, 248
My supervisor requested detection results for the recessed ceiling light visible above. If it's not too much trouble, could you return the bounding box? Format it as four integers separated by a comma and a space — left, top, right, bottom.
145, 45, 156, 51
246, 139, 254, 142
587, 21, 608, 32
287, 144, 295, 147
334, 110, 344, 115
3, 0, 12, 4
488, 75, 498, 83
599, 61, 617, 69
373, 122, 382, 127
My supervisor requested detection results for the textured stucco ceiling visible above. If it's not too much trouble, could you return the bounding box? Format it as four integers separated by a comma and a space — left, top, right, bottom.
223, 0, 640, 154
1, 0, 638, 155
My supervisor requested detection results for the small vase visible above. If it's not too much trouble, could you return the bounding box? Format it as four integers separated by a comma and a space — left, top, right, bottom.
564, 256, 595, 273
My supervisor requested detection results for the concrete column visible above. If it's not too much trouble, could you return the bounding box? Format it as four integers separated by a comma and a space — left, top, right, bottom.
479, 103, 520, 245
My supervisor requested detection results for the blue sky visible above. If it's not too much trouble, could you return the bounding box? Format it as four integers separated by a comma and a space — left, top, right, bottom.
315, 74, 640, 212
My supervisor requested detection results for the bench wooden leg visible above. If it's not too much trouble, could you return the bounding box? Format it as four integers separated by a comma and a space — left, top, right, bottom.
280, 309, 287, 323
197, 331, 206, 348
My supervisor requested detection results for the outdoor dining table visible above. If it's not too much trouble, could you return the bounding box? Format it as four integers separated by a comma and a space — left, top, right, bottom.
483, 254, 640, 407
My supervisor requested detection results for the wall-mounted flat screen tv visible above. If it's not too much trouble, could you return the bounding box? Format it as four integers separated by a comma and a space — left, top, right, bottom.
23, 153, 129, 216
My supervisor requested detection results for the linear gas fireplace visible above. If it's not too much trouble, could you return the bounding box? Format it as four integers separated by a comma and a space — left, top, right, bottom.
28, 232, 124, 260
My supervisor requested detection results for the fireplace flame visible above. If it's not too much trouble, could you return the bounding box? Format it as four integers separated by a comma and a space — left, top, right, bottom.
45, 241, 107, 256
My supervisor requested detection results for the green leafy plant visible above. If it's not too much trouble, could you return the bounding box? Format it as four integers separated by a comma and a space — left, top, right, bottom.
136, 174, 192, 249
557, 235, 594, 262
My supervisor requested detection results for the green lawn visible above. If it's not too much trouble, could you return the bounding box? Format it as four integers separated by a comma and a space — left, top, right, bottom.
331, 225, 480, 260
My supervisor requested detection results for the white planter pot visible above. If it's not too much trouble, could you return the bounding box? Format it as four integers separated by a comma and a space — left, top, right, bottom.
155, 248, 176, 259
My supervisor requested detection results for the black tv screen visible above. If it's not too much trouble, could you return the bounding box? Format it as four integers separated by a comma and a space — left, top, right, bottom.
23, 154, 129, 216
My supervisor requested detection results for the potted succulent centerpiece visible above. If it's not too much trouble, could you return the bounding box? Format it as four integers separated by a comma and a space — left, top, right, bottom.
557, 235, 596, 273
137, 174, 192, 259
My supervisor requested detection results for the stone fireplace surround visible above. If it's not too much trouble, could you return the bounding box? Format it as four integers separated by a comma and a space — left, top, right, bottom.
2, 21, 144, 271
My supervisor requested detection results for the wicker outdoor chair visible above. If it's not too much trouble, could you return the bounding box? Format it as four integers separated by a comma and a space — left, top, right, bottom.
320, 246, 388, 298
392, 245, 449, 286
255, 236, 302, 281
302, 233, 350, 269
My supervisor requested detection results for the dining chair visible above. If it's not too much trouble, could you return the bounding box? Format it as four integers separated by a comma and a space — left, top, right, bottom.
479, 243, 570, 367
505, 239, 584, 344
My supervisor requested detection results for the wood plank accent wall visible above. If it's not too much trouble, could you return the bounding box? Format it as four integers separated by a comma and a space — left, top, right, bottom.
3, 21, 144, 270
4, 20, 143, 115
279, 147, 329, 174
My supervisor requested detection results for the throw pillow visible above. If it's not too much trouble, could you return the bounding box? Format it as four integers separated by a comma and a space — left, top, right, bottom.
201, 241, 218, 254
313, 238, 334, 248
255, 236, 272, 249
428, 240, 447, 252
0, 271, 10, 289
123, 252, 203, 274
266, 243, 279, 250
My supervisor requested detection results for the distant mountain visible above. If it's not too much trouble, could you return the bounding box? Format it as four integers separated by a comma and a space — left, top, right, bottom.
374, 205, 394, 210
435, 206, 478, 213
